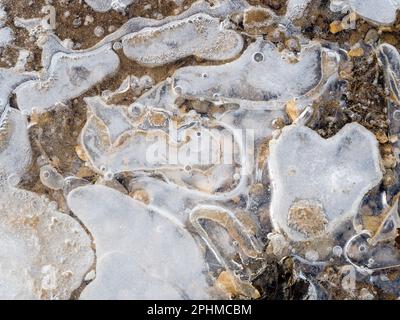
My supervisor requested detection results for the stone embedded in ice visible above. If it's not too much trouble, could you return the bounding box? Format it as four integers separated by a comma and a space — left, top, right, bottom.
330, 0, 400, 25
268, 123, 383, 242
345, 197, 400, 271
172, 39, 325, 109
14, 44, 120, 113
67, 184, 213, 299
122, 13, 244, 67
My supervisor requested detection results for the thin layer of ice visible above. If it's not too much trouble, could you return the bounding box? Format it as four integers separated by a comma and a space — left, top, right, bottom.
0, 107, 94, 299
89, 0, 250, 51
0, 26, 13, 48
172, 39, 325, 109
377, 43, 400, 104
285, 0, 313, 21
67, 184, 213, 300
80, 99, 244, 196
268, 123, 383, 242
0, 186, 94, 299
122, 13, 244, 67
0, 109, 32, 180
14, 44, 120, 113
0, 67, 36, 116
330, 0, 400, 25
85, 0, 136, 13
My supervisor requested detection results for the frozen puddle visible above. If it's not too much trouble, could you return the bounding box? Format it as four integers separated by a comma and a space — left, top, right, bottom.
67, 185, 214, 299
330, 0, 400, 25
0, 108, 94, 299
0, 0, 399, 300
268, 123, 383, 243
15, 44, 120, 113
122, 13, 244, 67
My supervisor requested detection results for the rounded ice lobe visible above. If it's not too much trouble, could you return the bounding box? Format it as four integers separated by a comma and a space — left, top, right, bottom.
122, 13, 244, 67
268, 123, 383, 242
67, 185, 213, 300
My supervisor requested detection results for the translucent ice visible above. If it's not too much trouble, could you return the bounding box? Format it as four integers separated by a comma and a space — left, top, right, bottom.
0, 106, 94, 299
90, 0, 249, 51
0, 109, 32, 180
0, 186, 94, 299
67, 184, 213, 299
172, 39, 332, 110
122, 13, 244, 67
268, 123, 383, 242
285, 0, 313, 21
85, 0, 136, 13
377, 43, 400, 104
345, 197, 400, 271
0, 66, 36, 116
0, 26, 13, 48
330, 0, 400, 25
14, 44, 120, 113
80, 98, 244, 196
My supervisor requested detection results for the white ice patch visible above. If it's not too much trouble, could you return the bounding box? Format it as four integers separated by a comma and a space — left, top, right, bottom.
0, 66, 36, 116
0, 186, 94, 299
122, 13, 244, 67
80, 102, 243, 196
330, 0, 400, 25
172, 39, 327, 109
67, 184, 212, 300
0, 109, 32, 180
89, 0, 249, 51
14, 44, 120, 113
285, 0, 313, 21
85, 0, 136, 13
268, 123, 383, 242
0, 27, 13, 48
0, 107, 94, 299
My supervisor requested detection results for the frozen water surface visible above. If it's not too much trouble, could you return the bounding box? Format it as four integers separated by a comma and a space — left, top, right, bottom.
0, 0, 399, 300
67, 184, 214, 299
122, 13, 244, 66
269, 123, 383, 242
330, 0, 400, 25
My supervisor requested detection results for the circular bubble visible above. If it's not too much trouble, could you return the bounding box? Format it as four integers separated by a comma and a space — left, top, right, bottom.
332, 245, 343, 257
174, 86, 183, 95
253, 52, 264, 62
393, 110, 400, 121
